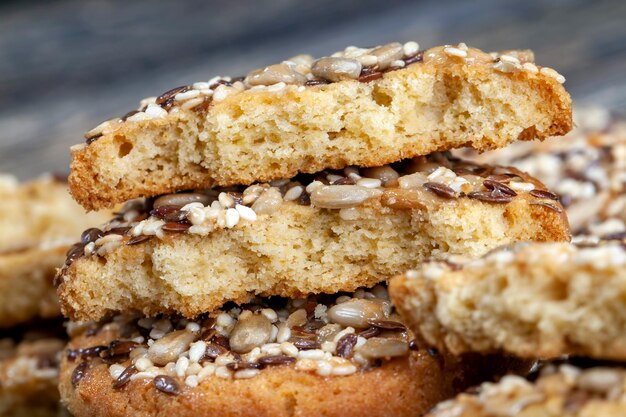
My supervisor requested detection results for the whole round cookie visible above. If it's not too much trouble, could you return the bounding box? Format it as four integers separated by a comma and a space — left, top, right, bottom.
428, 362, 626, 417
56, 154, 569, 321
0, 325, 66, 417
390, 241, 626, 360
59, 289, 526, 417
69, 41, 572, 210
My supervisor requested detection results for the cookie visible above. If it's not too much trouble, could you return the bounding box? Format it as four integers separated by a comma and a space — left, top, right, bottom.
59, 290, 526, 417
0, 175, 111, 328
458, 112, 626, 239
0, 246, 66, 329
0, 174, 110, 252
68, 42, 572, 210
428, 362, 626, 417
0, 324, 66, 417
56, 154, 569, 321
390, 241, 626, 360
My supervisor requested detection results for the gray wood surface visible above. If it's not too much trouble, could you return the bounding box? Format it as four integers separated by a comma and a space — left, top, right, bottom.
1, 0, 625, 179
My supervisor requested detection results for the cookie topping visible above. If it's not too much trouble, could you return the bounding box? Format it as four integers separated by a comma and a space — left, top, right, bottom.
430, 364, 626, 416
67, 286, 416, 392
81, 42, 562, 146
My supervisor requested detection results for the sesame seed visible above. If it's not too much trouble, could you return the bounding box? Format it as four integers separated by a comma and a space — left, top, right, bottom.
126, 112, 150, 122
403, 41, 419, 57
180, 97, 205, 110
145, 103, 168, 119
284, 185, 304, 201
135, 357, 153, 372
189, 341, 207, 362
235, 204, 257, 222
225, 208, 240, 228
218, 192, 235, 208
175, 89, 201, 101
443, 47, 467, 58
540, 67, 566, 83
522, 62, 539, 73
234, 368, 260, 379
360, 54, 378, 66
185, 375, 199, 387
356, 178, 382, 189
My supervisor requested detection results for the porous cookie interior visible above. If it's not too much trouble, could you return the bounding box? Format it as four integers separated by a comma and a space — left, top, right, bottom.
61, 152, 562, 270
66, 286, 422, 393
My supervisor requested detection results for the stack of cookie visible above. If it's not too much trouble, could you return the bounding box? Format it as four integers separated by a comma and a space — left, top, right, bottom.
55, 41, 573, 416
0, 175, 109, 416
390, 111, 626, 414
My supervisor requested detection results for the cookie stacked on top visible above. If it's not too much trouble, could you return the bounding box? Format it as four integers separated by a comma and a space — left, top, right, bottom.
56, 41, 573, 417
0, 175, 110, 417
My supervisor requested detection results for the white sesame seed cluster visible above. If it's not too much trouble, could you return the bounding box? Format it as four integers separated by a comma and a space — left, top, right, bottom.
70, 286, 417, 389
430, 364, 626, 416
67, 153, 550, 263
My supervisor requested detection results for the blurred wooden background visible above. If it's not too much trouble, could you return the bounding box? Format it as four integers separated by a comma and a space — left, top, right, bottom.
1, 0, 625, 179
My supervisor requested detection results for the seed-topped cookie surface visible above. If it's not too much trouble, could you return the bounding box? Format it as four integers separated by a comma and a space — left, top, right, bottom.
460, 114, 626, 239
427, 361, 626, 417
59, 289, 526, 417
69, 41, 572, 210
390, 240, 626, 360
57, 154, 569, 321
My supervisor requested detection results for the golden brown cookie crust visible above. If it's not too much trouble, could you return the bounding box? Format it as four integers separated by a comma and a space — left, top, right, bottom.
390, 241, 626, 360
68, 44, 572, 210
59, 324, 521, 417
57, 161, 569, 321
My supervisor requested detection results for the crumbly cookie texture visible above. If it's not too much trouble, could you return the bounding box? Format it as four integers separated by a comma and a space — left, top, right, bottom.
0, 174, 111, 253
390, 241, 626, 360
59, 291, 525, 417
428, 363, 626, 417
0, 246, 66, 328
0, 334, 65, 417
459, 110, 626, 239
68, 42, 572, 210
56, 154, 569, 321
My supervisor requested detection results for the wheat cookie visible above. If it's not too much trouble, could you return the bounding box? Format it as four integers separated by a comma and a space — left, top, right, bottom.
58, 289, 527, 417
427, 361, 626, 417
0, 324, 67, 417
56, 153, 569, 321
459, 112, 626, 239
68, 42, 572, 210
0, 175, 111, 328
390, 241, 626, 360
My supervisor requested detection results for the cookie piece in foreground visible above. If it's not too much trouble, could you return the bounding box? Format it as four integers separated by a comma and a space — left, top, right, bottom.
56, 154, 569, 321
69, 42, 572, 210
427, 362, 626, 417
0, 174, 110, 252
458, 113, 626, 239
59, 290, 526, 417
390, 241, 626, 360
0, 325, 66, 417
